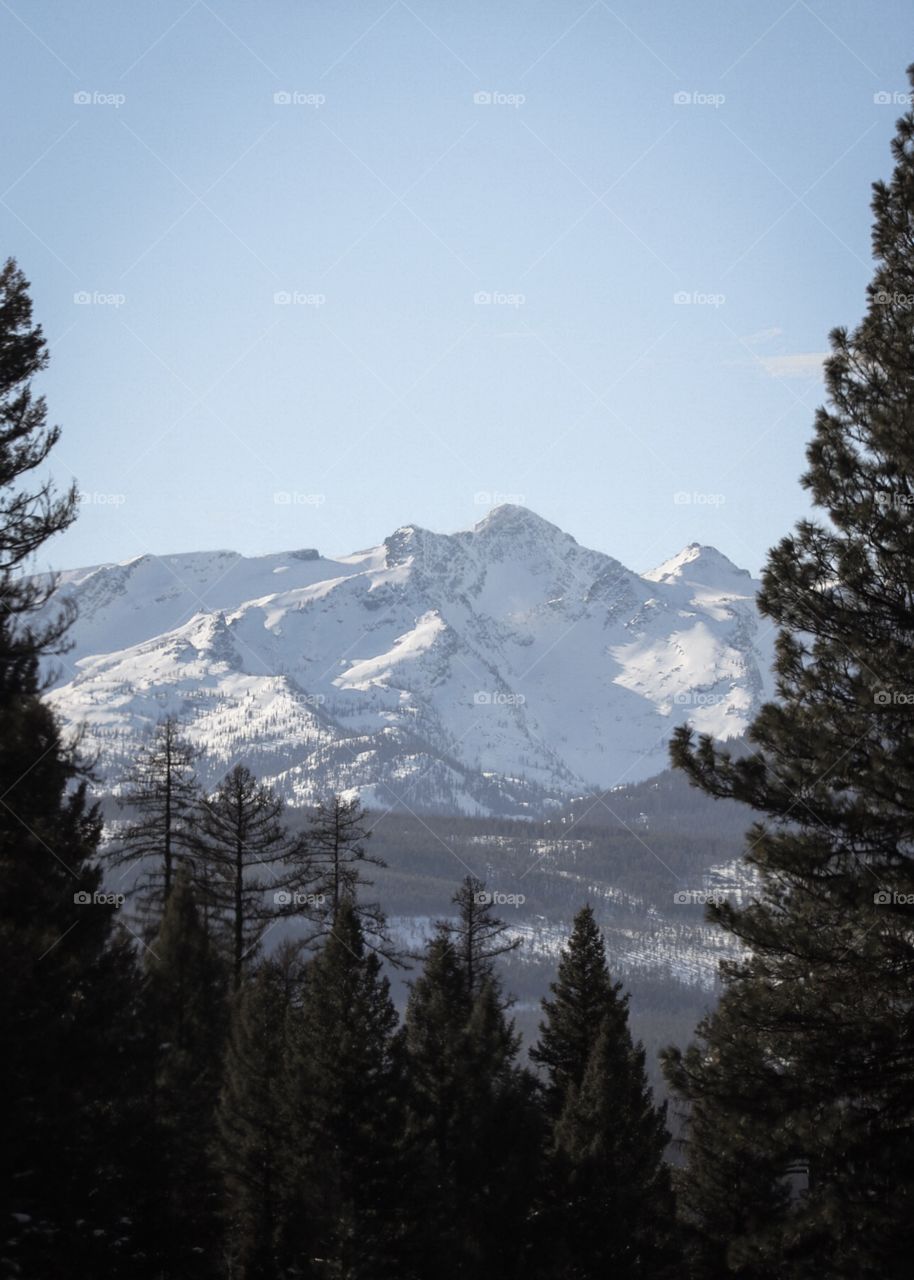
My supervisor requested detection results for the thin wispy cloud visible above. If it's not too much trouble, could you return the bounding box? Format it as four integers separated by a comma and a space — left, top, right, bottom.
759, 351, 828, 378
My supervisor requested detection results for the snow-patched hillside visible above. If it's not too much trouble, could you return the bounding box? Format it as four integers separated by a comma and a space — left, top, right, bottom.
45, 506, 774, 816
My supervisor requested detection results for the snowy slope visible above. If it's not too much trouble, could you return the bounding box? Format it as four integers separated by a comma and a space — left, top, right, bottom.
44, 506, 775, 816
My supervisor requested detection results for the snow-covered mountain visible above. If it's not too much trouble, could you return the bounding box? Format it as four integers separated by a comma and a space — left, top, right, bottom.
45, 506, 774, 816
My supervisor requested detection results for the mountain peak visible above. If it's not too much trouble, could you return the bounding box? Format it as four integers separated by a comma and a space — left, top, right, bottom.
471, 504, 571, 541
383, 507, 574, 572
643, 543, 753, 589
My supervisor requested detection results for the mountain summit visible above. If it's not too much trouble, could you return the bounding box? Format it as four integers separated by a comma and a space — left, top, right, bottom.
645, 542, 753, 590
45, 509, 773, 817
470, 502, 570, 538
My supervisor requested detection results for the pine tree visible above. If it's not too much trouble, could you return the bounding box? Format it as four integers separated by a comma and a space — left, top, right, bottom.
530, 904, 627, 1117
532, 907, 677, 1278
551, 1016, 677, 1279
193, 764, 317, 988
110, 714, 201, 928
438, 874, 520, 998
0, 258, 154, 1276
663, 68, 914, 1278
305, 794, 404, 963
459, 978, 542, 1276
307, 794, 383, 915
0, 256, 77, 659
401, 932, 471, 1273
402, 930, 540, 1278
144, 868, 229, 1277
280, 902, 416, 1278
218, 945, 304, 1280
663, 995, 794, 1280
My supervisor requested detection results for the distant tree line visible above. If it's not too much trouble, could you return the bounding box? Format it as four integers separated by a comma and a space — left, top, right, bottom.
8, 704, 680, 1278
133, 858, 678, 1278
108, 717, 398, 985
102, 712, 683, 1278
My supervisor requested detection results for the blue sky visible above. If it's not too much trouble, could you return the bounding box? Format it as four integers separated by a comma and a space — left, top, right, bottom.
2, 0, 911, 575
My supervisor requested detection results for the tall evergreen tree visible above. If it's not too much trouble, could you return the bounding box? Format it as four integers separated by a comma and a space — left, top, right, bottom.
663, 996, 795, 1280
403, 929, 540, 1278
0, 256, 77, 657
531, 904, 627, 1117
438, 874, 520, 998
193, 764, 316, 988
218, 945, 304, 1280
304, 794, 404, 963
663, 68, 914, 1279
144, 868, 229, 1278
280, 902, 416, 1278
307, 794, 384, 916
533, 907, 677, 1279
110, 714, 201, 927
459, 977, 542, 1276
401, 932, 471, 1275
550, 1016, 677, 1279
0, 258, 153, 1277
